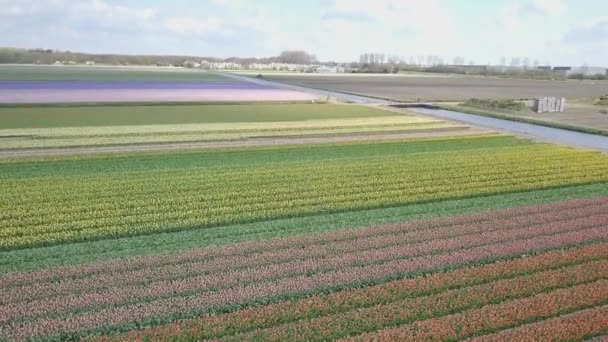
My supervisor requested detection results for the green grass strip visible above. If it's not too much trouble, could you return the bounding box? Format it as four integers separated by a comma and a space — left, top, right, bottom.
1, 182, 606, 273
0, 135, 532, 175
440, 104, 608, 137
0, 65, 233, 82
0, 103, 393, 129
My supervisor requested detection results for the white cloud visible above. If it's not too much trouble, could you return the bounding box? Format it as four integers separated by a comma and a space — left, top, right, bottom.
522, 0, 566, 16
317, 0, 455, 60
323, 0, 452, 30
563, 18, 608, 44
164, 17, 224, 35
499, 0, 566, 32
0, 4, 23, 15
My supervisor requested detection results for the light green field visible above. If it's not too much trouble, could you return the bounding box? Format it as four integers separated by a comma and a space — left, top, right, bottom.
0, 103, 393, 129
0, 65, 233, 82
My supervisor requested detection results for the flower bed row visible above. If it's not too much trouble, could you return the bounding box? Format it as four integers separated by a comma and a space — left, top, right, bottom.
347, 280, 608, 341
2, 183, 606, 275
2, 221, 607, 340
2, 196, 605, 288
2, 202, 606, 321
97, 242, 608, 342
471, 305, 608, 342
6, 214, 604, 323
228, 260, 608, 341
3, 197, 604, 304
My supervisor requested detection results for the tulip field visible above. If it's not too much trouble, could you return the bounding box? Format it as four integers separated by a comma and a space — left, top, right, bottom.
1, 131, 608, 341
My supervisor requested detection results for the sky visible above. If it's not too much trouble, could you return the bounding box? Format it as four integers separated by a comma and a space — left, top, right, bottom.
0, 0, 607, 66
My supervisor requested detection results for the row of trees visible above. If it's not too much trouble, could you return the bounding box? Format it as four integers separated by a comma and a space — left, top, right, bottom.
0, 48, 318, 67
358, 53, 552, 68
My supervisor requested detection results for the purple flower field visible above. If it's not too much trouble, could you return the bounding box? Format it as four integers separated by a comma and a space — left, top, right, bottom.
0, 81, 318, 103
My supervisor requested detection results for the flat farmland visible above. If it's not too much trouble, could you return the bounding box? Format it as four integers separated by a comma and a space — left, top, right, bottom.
0, 103, 393, 128
2, 65, 608, 341
0, 65, 318, 104
0, 81, 318, 104
0, 65, 233, 82
262, 74, 608, 101
1, 132, 608, 340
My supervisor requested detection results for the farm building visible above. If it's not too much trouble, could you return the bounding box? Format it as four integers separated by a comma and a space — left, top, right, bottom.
315, 65, 345, 73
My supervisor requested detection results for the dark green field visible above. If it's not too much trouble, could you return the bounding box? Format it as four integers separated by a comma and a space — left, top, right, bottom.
0, 65, 233, 82
0, 103, 391, 129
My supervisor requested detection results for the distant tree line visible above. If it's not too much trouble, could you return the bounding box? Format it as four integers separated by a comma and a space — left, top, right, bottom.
0, 47, 318, 67
352, 52, 607, 80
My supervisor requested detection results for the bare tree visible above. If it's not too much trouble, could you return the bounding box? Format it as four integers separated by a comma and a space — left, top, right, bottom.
453, 56, 465, 65
499, 57, 506, 72
510, 57, 521, 67
522, 57, 530, 70
417, 55, 425, 66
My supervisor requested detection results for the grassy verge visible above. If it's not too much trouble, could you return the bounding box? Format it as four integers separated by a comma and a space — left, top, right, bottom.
439, 104, 608, 137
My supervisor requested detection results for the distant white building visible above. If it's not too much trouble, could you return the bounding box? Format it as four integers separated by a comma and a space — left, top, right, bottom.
200, 60, 243, 70
247, 62, 314, 72
533, 97, 566, 113
315, 66, 344, 73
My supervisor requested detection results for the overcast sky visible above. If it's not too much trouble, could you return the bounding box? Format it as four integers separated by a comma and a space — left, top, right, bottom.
1, 0, 606, 66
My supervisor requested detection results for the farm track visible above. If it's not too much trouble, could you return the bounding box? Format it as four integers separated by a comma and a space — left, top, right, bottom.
1, 198, 607, 340
0, 127, 490, 158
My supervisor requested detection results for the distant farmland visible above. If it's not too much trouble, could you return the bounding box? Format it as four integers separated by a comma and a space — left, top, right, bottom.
262, 74, 608, 101
0, 65, 318, 103
0, 103, 472, 150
